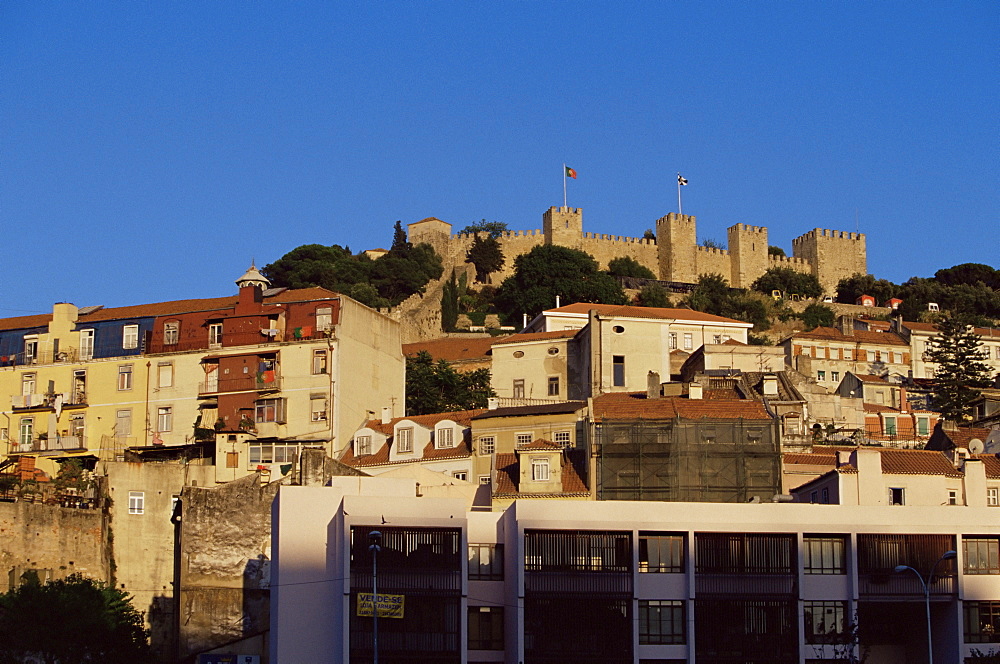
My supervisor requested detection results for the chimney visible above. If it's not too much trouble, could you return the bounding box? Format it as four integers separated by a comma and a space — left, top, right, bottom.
381, 407, 392, 424
688, 382, 703, 400
555, 295, 561, 308
647, 371, 660, 399
899, 386, 908, 413
839, 315, 855, 336
762, 374, 779, 396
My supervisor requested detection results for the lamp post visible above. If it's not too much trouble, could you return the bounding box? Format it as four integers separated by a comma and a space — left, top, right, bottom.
894, 550, 957, 664
369, 530, 382, 664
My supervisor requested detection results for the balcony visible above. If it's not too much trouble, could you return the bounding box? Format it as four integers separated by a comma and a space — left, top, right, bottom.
858, 571, 956, 598
695, 572, 797, 596
147, 329, 329, 354
12, 392, 87, 411
11, 435, 86, 454
198, 373, 282, 395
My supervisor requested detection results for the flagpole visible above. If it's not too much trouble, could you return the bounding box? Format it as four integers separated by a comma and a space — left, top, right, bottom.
677, 172, 682, 215
563, 163, 567, 208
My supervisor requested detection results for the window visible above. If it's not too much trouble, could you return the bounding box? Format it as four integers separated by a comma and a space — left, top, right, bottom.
18, 418, 33, 447
639, 532, 684, 573
547, 376, 559, 396
669, 333, 677, 349
479, 435, 495, 455
964, 601, 1000, 643
69, 413, 84, 438
479, 475, 491, 485
157, 362, 173, 388
683, 333, 693, 350
948, 489, 958, 505
821, 488, 830, 504
312, 349, 328, 374
513, 351, 524, 358
208, 322, 223, 347
884, 416, 897, 435
255, 398, 286, 423
250, 442, 302, 465
831, 371, 840, 382
128, 491, 145, 515
115, 410, 132, 437
356, 435, 372, 456
436, 427, 454, 449
315, 306, 333, 331
989, 488, 999, 507
157, 407, 172, 432
512, 379, 525, 398
804, 535, 847, 574
817, 370, 826, 381
964, 537, 1000, 574
867, 350, 876, 362
713, 334, 722, 344
396, 427, 413, 453
79, 329, 94, 360
547, 346, 560, 355
916, 417, 930, 436
613, 355, 625, 387
996, 346, 1000, 360
469, 543, 503, 580
467, 606, 504, 650
515, 432, 533, 447
122, 324, 139, 349
310, 396, 327, 422
639, 600, 685, 645
23, 337, 38, 363
888, 487, 905, 505
452, 471, 467, 481
226, 452, 239, 468
21, 373, 35, 396
554, 430, 571, 446
164, 321, 179, 345
531, 458, 550, 481
803, 601, 847, 644
117, 365, 133, 391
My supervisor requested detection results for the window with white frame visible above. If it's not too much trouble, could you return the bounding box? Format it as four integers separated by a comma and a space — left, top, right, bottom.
249, 442, 302, 465
157, 362, 173, 388
355, 435, 372, 456
18, 418, 33, 447
867, 350, 876, 362
479, 435, 495, 455
547, 376, 559, 396
310, 395, 327, 422
668, 333, 677, 349
255, 398, 286, 423
531, 457, 550, 481
122, 324, 139, 350
118, 365, 133, 391
128, 491, 145, 515
683, 333, 693, 350
817, 370, 826, 381
69, 413, 84, 439
554, 431, 572, 447
888, 487, 905, 505
79, 329, 94, 360
23, 337, 38, 363
831, 371, 840, 383
164, 321, 179, 345
436, 427, 454, 449
396, 427, 413, 453
21, 373, 35, 396
312, 349, 328, 374
512, 379, 525, 398
452, 471, 467, 481
157, 407, 173, 432
988, 487, 999, 507
315, 306, 333, 331
479, 475, 491, 485
515, 432, 532, 447
995, 346, 1000, 360
208, 322, 223, 347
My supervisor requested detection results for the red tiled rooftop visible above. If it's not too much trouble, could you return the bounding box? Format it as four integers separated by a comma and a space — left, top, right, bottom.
790, 327, 908, 346
517, 439, 563, 451
591, 392, 771, 421
403, 337, 497, 362
491, 329, 580, 345
492, 451, 589, 497
360, 409, 487, 436
904, 321, 1000, 339
544, 302, 750, 326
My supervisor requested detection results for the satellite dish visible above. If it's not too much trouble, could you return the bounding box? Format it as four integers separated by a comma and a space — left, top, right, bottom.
968, 439, 984, 454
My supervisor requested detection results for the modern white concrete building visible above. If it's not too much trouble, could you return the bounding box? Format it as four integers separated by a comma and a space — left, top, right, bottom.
271, 478, 1000, 664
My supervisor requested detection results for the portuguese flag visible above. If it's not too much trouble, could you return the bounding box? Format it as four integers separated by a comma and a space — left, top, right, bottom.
565, 166, 577, 179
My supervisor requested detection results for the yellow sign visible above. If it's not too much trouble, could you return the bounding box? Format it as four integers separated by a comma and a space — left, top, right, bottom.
356, 592, 405, 619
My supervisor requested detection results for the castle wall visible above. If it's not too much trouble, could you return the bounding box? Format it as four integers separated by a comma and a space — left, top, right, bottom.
727, 224, 769, 288
693, 245, 732, 282
767, 254, 811, 274
579, 233, 658, 273
792, 228, 868, 296
656, 213, 698, 283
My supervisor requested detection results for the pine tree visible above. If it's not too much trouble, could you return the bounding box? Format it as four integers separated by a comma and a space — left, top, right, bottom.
926, 316, 992, 422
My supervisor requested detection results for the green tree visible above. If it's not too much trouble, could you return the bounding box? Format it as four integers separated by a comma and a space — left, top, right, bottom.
642, 228, 656, 241
701, 238, 725, 250
799, 303, 836, 330
458, 220, 508, 239
607, 256, 656, 279
687, 275, 774, 331
370, 242, 444, 304
390, 220, 410, 254
0, 573, 152, 664
493, 245, 627, 321
926, 316, 993, 422
405, 351, 495, 415
768, 245, 786, 258
441, 271, 460, 332
934, 263, 1000, 289
52, 460, 91, 494
836, 273, 898, 305
263, 243, 368, 292
752, 267, 822, 299
686, 274, 732, 316
637, 283, 671, 308
466, 234, 505, 282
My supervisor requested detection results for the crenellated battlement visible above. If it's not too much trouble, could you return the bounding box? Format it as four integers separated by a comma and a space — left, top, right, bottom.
768, 254, 808, 266
792, 228, 866, 243
696, 245, 729, 256
729, 223, 767, 234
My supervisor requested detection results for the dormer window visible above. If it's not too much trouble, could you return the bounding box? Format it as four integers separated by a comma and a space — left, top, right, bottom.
122, 324, 139, 350
396, 427, 413, 453
436, 427, 454, 449
164, 321, 179, 345
356, 435, 372, 456
316, 307, 333, 331
531, 458, 550, 482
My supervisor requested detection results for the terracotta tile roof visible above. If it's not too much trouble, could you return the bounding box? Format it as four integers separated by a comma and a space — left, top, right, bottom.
854, 374, 890, 384
517, 439, 563, 451
340, 433, 473, 468
472, 402, 586, 420
783, 452, 838, 466
402, 337, 497, 362
905, 321, 1000, 339
0, 287, 342, 331
591, 392, 772, 421
928, 424, 992, 451
977, 454, 1000, 479
791, 326, 908, 346
492, 450, 590, 497
833, 448, 964, 478
704, 388, 742, 400
360, 409, 487, 436
491, 329, 579, 345
421, 438, 473, 460
864, 403, 900, 414
722, 338, 747, 345
544, 302, 750, 325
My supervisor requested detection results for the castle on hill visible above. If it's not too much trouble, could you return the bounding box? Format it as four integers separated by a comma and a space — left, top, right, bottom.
409, 206, 866, 295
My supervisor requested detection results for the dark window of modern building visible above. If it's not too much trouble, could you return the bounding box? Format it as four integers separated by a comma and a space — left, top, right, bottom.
964, 536, 1000, 575
695, 533, 795, 575
467, 606, 503, 650
639, 532, 685, 573
639, 600, 685, 644
524, 529, 631, 573
803, 600, 848, 644
803, 535, 847, 575
964, 601, 1000, 643
612, 356, 625, 386
469, 544, 503, 580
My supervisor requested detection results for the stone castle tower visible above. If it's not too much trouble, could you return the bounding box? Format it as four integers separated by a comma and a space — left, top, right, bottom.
408, 207, 865, 295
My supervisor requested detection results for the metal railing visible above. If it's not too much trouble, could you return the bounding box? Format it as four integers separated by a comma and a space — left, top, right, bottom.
198, 374, 282, 394
12, 392, 87, 410
11, 435, 87, 453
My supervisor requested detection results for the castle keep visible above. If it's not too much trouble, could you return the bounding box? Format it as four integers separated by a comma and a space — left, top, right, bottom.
409, 206, 866, 295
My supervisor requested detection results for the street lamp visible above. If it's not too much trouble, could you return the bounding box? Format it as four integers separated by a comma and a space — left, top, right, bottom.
894, 550, 957, 664
368, 530, 382, 664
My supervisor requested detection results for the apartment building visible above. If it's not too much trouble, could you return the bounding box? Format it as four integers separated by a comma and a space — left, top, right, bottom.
896, 320, 1000, 380
781, 323, 911, 388
271, 479, 1000, 664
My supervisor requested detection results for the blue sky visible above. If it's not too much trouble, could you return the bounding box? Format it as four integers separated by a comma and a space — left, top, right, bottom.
2, 1, 996, 315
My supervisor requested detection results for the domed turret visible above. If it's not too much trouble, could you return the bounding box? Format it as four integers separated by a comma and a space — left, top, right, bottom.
235, 261, 270, 291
